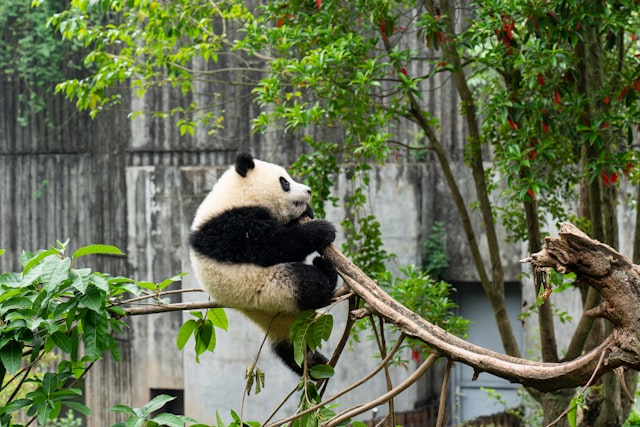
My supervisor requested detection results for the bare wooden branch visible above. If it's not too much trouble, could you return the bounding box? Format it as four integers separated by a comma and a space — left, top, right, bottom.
318, 222, 640, 392
121, 301, 223, 315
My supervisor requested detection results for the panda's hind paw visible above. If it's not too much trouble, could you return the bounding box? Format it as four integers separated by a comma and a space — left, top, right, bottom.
313, 255, 336, 275
312, 255, 338, 293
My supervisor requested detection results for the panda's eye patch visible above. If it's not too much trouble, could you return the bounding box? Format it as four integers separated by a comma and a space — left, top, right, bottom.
279, 176, 291, 192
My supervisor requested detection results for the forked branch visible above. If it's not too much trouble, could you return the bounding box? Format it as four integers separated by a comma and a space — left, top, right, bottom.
320, 222, 640, 392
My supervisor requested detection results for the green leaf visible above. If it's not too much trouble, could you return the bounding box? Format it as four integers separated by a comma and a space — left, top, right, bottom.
195, 319, 215, 357
22, 249, 57, 276
207, 308, 228, 331
309, 314, 333, 351
110, 405, 137, 416
290, 311, 315, 368
137, 281, 157, 291
42, 257, 72, 292
567, 398, 577, 427
89, 274, 109, 292
309, 364, 334, 379
0, 296, 34, 315
141, 394, 176, 417
176, 319, 197, 350
0, 340, 23, 374
155, 273, 186, 291
152, 413, 198, 427
72, 244, 124, 259
568, 392, 584, 427
108, 335, 122, 363
63, 400, 91, 416
50, 331, 71, 354
0, 398, 31, 416
37, 399, 55, 425
290, 311, 333, 368
79, 285, 105, 312
70, 268, 90, 294
82, 312, 108, 360
215, 411, 227, 427
0, 273, 21, 288
42, 372, 58, 395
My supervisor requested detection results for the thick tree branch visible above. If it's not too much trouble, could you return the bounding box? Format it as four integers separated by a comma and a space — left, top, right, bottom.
319, 223, 640, 392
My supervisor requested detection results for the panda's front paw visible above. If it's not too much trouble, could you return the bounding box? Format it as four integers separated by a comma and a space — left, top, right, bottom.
306, 220, 336, 249
301, 204, 315, 219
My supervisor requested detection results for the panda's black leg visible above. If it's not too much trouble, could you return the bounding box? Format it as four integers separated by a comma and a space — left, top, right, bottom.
288, 258, 337, 310
273, 340, 328, 376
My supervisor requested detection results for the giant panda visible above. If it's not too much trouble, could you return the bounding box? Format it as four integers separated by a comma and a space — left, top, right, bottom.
189, 153, 338, 375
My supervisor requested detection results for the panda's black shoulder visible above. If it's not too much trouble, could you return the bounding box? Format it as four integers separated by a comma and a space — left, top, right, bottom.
189, 206, 279, 263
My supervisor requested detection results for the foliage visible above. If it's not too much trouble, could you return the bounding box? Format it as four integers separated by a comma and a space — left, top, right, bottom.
290, 310, 333, 370
111, 394, 199, 427
48, 0, 250, 130
0, 0, 83, 126
422, 221, 450, 278
377, 265, 469, 364
467, 0, 640, 241
0, 241, 130, 425
177, 309, 228, 363
0, 242, 192, 426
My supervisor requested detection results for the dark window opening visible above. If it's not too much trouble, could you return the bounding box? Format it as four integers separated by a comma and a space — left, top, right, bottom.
149, 388, 185, 416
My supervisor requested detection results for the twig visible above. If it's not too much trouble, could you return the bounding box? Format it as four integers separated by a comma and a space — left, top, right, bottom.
436, 359, 453, 427
544, 347, 609, 427
261, 385, 299, 427
121, 300, 224, 315
325, 352, 441, 427
265, 335, 407, 427
318, 295, 357, 397
242, 328, 272, 424
371, 315, 395, 426
116, 288, 206, 305
615, 367, 634, 401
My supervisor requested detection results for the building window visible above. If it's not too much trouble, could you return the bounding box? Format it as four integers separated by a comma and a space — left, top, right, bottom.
149, 388, 185, 416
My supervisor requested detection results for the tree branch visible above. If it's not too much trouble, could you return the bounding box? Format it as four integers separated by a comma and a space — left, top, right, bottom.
121, 301, 224, 315
318, 222, 640, 392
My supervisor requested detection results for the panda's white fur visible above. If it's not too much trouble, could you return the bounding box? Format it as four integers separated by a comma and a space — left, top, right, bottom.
189, 153, 337, 374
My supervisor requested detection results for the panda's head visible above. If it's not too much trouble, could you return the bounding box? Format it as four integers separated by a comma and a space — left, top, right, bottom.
192, 153, 312, 229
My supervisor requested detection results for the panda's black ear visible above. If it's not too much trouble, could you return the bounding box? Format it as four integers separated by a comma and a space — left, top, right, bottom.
235, 153, 255, 177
